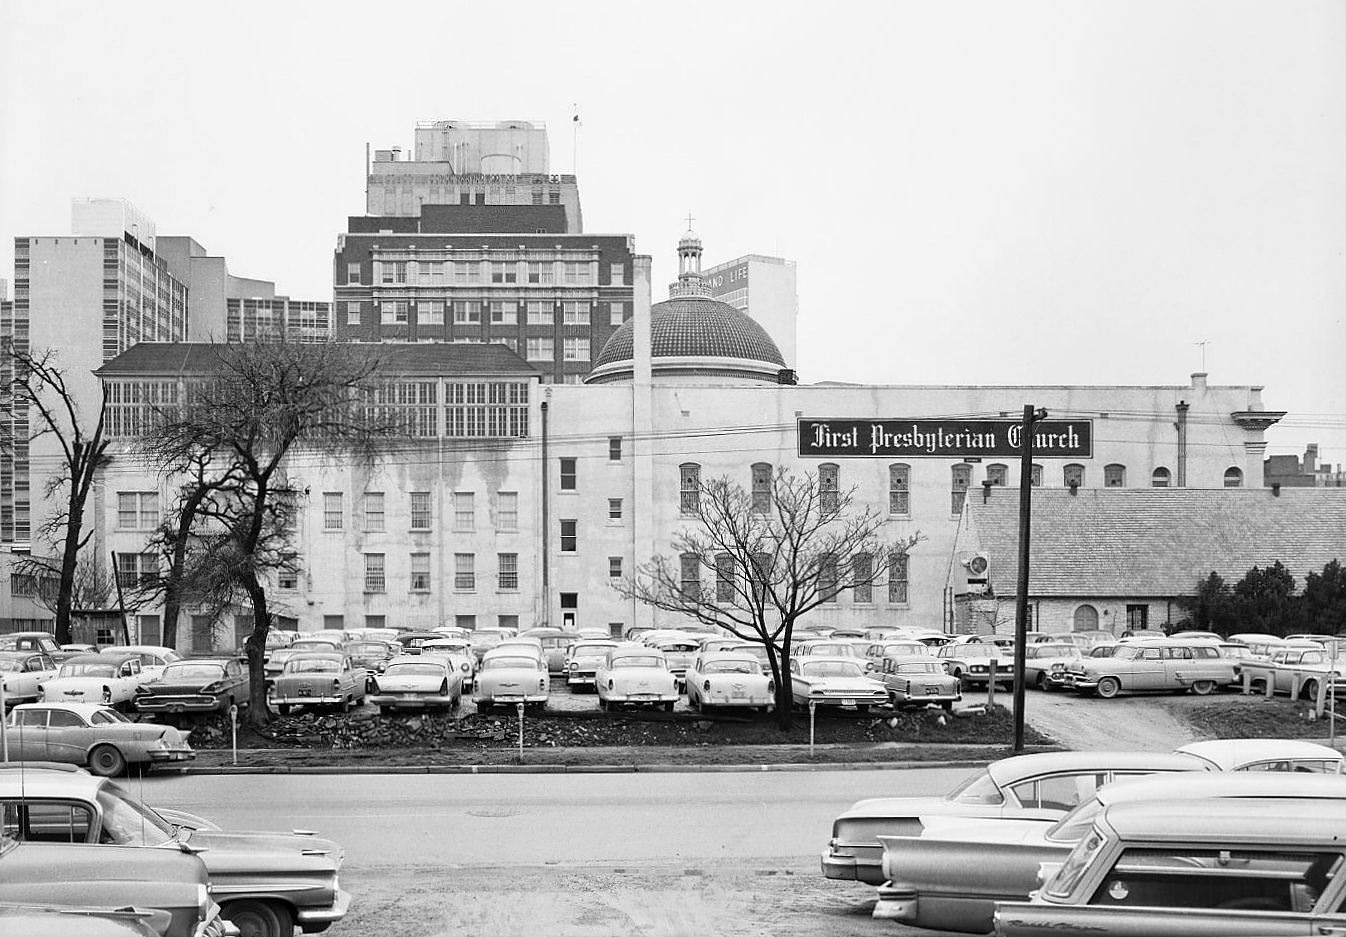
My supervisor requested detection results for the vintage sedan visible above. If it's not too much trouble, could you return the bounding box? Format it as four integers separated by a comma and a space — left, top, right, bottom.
1174, 738, 1346, 773
270, 653, 366, 714
0, 649, 59, 705
595, 645, 680, 712
1062, 640, 1236, 698
416, 639, 477, 692
994, 798, 1346, 937
119, 646, 183, 683
368, 657, 463, 712
647, 635, 702, 689
822, 750, 1200, 885
132, 658, 250, 718
721, 642, 782, 676
343, 640, 397, 681
877, 655, 961, 711
0, 631, 68, 661
262, 638, 342, 680
1243, 644, 1346, 700
864, 640, 932, 669
473, 648, 549, 712
564, 638, 619, 689
1021, 642, 1083, 690
685, 652, 774, 712
789, 656, 888, 711
467, 627, 518, 663
1, 764, 349, 937
518, 627, 581, 674
6, 702, 194, 776
875, 771, 1346, 934
936, 644, 1015, 688
40, 652, 147, 709
791, 640, 860, 659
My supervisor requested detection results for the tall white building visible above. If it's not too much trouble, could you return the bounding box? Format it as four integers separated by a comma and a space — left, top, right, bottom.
700, 254, 798, 370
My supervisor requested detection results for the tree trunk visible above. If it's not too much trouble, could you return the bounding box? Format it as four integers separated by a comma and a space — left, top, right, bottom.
768, 645, 794, 730
54, 479, 86, 645
161, 489, 204, 650
241, 571, 272, 729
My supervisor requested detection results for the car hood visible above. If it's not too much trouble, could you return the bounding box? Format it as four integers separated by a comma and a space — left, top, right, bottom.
185, 829, 343, 873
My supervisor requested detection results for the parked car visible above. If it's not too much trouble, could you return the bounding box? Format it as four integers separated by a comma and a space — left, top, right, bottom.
262, 638, 342, 680
118, 646, 183, 683
1174, 738, 1346, 773
721, 641, 782, 676
0, 631, 68, 662
822, 750, 1201, 885
6, 702, 194, 776
595, 645, 679, 712
518, 627, 581, 674
1227, 632, 1292, 659
994, 798, 1346, 937
0, 649, 59, 706
647, 634, 702, 689
1021, 642, 1083, 690
1062, 639, 1235, 698
132, 658, 250, 718
368, 657, 463, 712
269, 653, 367, 715
467, 628, 519, 663
0, 763, 349, 937
789, 656, 888, 711
564, 639, 619, 689
874, 770, 1346, 934
392, 631, 447, 655
60, 643, 102, 655
877, 655, 961, 711
414, 639, 477, 692
306, 629, 353, 645
1066, 630, 1119, 653
1243, 645, 1346, 700
473, 647, 549, 713
685, 652, 774, 712
40, 652, 147, 709
791, 640, 861, 659
343, 640, 398, 691
936, 643, 1015, 688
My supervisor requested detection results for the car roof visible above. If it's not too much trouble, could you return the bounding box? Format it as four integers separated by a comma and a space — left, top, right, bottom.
985, 751, 1203, 786
0, 763, 105, 797
1098, 771, 1346, 807
386, 655, 448, 667
699, 651, 761, 663
1101, 797, 1346, 842
13, 701, 118, 715
118, 645, 176, 654
285, 651, 344, 661
797, 655, 865, 665
885, 655, 944, 664
1173, 738, 1346, 769
62, 651, 136, 664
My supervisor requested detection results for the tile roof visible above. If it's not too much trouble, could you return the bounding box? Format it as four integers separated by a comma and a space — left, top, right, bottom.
95, 342, 539, 377
966, 487, 1346, 597
594, 295, 785, 368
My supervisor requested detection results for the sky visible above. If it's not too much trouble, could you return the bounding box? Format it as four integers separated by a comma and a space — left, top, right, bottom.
2, 0, 1343, 465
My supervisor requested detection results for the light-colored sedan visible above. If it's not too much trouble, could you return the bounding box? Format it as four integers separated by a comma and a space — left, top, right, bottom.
416, 639, 477, 692
877, 655, 961, 711
596, 645, 680, 712
40, 652, 146, 709
0, 649, 59, 705
118, 645, 183, 683
263, 638, 343, 680
473, 648, 549, 713
1063, 640, 1236, 698
686, 652, 774, 712
5, 701, 194, 776
789, 656, 888, 711
1022, 642, 1083, 690
270, 653, 367, 714
368, 657, 463, 712
648, 635, 702, 689
565, 639, 619, 689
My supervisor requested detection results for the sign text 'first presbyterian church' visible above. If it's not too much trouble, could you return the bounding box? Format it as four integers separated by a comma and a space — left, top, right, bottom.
798, 418, 1094, 458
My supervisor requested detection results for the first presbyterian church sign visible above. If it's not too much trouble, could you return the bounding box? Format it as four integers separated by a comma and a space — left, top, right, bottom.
798, 418, 1094, 458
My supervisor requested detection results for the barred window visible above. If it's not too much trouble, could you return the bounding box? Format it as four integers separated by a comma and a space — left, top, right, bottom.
819, 463, 840, 512
889, 552, 909, 604
410, 553, 431, 592
751, 463, 772, 513
1152, 467, 1171, 488
889, 464, 910, 515
852, 554, 873, 604
716, 553, 735, 602
454, 553, 475, 591
680, 463, 700, 515
680, 553, 701, 601
445, 381, 529, 438
410, 492, 432, 530
364, 554, 385, 593
323, 492, 343, 530
1224, 466, 1244, 488
498, 553, 519, 591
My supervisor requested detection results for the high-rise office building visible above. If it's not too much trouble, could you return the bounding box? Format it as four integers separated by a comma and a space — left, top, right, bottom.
700, 254, 798, 370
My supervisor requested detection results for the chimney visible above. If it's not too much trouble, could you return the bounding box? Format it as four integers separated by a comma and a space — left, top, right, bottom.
1272, 483, 1281, 497
1175, 400, 1190, 487
1191, 373, 1208, 393
1305, 444, 1319, 474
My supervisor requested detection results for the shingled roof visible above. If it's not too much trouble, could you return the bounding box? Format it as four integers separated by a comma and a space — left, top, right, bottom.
95, 342, 539, 377
965, 487, 1346, 597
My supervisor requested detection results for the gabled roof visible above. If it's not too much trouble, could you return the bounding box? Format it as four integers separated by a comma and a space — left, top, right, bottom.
95, 342, 539, 378
965, 488, 1346, 597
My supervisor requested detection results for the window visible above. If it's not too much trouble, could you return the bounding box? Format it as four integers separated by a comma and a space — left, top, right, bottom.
559, 457, 577, 491
950, 464, 972, 514
1104, 464, 1126, 487
116, 492, 158, 529
1064, 464, 1085, 488
526, 337, 554, 361
364, 554, 385, 593
410, 491, 432, 530
492, 262, 517, 284
609, 436, 623, 461
1126, 604, 1148, 630
986, 464, 1008, 486
1031, 464, 1043, 487
418, 301, 444, 325
889, 464, 910, 515
410, 553, 431, 592
346, 262, 361, 284
527, 262, 546, 284
819, 554, 839, 602
363, 492, 385, 531
453, 261, 477, 283
889, 552, 909, 604
562, 301, 589, 325
1224, 466, 1244, 488
751, 463, 772, 513
563, 262, 589, 284
454, 553, 475, 591
609, 556, 623, 579
610, 263, 625, 285
345, 302, 361, 326
453, 301, 482, 324
609, 302, 625, 326
498, 553, 519, 591
1009, 774, 1100, 812
278, 556, 298, 590
323, 615, 344, 630
453, 492, 475, 531
716, 553, 735, 602
819, 463, 840, 512
608, 498, 623, 520
526, 301, 553, 325
750, 552, 771, 604
445, 381, 530, 439
680, 463, 700, 514
496, 492, 518, 531
1152, 467, 1171, 488
456, 615, 477, 631
379, 301, 409, 325
852, 554, 873, 603
498, 614, 518, 631
562, 337, 589, 361
116, 552, 157, 589
680, 553, 701, 600
560, 519, 577, 552
489, 300, 518, 325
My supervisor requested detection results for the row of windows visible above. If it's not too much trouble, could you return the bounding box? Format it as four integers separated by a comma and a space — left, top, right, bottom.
363, 299, 623, 328
323, 491, 520, 533
349, 260, 625, 287
670, 552, 910, 605
360, 552, 519, 593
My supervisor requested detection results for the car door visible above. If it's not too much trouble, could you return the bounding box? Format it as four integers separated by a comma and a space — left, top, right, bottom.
6, 707, 49, 760
1127, 646, 1164, 690
789, 658, 807, 702
43, 707, 93, 764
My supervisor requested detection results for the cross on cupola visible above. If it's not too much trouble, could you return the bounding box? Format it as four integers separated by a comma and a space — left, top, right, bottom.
671, 213, 708, 298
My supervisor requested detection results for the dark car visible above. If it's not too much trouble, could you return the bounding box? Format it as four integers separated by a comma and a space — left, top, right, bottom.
132, 658, 251, 718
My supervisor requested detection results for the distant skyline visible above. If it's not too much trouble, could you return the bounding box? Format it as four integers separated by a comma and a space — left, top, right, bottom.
2, 0, 1343, 466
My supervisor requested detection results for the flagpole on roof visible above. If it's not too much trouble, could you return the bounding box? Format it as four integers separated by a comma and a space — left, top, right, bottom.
571, 104, 581, 176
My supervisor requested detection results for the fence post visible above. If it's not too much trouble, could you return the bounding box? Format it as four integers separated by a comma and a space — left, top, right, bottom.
987, 660, 998, 708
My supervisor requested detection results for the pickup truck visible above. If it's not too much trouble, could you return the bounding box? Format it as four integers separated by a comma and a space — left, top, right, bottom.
1241, 646, 1346, 700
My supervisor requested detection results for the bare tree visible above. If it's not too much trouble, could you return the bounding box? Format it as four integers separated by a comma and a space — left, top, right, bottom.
142, 340, 393, 727
616, 468, 923, 728
4, 346, 111, 644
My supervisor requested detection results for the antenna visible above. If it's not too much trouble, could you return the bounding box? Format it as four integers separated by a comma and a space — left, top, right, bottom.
571, 104, 581, 175
1194, 339, 1209, 372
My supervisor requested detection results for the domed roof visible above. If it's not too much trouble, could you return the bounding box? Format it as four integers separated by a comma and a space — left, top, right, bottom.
592, 295, 786, 371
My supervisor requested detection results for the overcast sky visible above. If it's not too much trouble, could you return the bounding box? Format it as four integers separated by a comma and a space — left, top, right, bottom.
2, 0, 1343, 465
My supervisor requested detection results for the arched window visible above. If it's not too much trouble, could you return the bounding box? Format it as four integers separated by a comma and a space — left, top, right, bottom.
986, 463, 1008, 486
1064, 464, 1085, 488
888, 463, 910, 515
950, 464, 972, 514
1104, 464, 1126, 488
1030, 464, 1043, 487
819, 463, 840, 512
1151, 467, 1171, 488
751, 463, 772, 513
1224, 467, 1244, 488
679, 463, 700, 514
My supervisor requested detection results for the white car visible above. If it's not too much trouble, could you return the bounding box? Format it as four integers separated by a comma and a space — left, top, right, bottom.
368, 657, 463, 712
473, 648, 549, 713
686, 652, 774, 712
596, 645, 680, 712
647, 635, 701, 689
565, 639, 619, 689
40, 651, 145, 709
0, 649, 59, 705
415, 639, 477, 692
788, 656, 888, 711
118, 645, 183, 683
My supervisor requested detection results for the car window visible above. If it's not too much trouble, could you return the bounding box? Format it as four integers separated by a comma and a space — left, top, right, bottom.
1009, 773, 1102, 811
897, 662, 941, 674
12, 709, 46, 727
947, 769, 1005, 806
802, 661, 863, 678
164, 664, 227, 682
89, 708, 128, 724
96, 785, 176, 847
46, 710, 84, 728
702, 660, 756, 674
1099, 848, 1335, 912
1139, 648, 1162, 661
4, 800, 93, 844
482, 656, 539, 671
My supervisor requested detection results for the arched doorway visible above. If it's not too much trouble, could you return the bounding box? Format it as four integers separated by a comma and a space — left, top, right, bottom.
1073, 604, 1100, 632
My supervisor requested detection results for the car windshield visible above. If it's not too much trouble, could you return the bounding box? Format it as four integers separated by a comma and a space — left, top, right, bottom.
958, 646, 996, 658
1034, 646, 1079, 658
615, 656, 664, 668
897, 662, 942, 674
97, 783, 178, 847
89, 708, 130, 724
574, 644, 613, 656
946, 768, 1006, 805
887, 645, 927, 656
802, 661, 863, 678
483, 657, 536, 671
385, 663, 445, 677
348, 643, 387, 655
285, 658, 339, 674
659, 644, 698, 653
162, 664, 226, 682
291, 641, 339, 652
1046, 797, 1105, 842
57, 663, 115, 678
703, 660, 757, 674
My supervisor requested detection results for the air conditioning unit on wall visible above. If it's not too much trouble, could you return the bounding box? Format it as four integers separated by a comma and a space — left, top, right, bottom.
961, 553, 990, 594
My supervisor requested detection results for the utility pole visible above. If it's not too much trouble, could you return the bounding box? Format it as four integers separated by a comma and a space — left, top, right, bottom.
1013, 405, 1048, 752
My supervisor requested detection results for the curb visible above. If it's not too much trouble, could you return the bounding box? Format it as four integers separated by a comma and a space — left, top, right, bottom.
183, 758, 996, 776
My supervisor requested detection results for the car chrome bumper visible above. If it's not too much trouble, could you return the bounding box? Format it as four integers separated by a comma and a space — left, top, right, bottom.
822, 848, 885, 884
476, 693, 549, 704
369, 694, 454, 708
148, 749, 196, 762
705, 694, 773, 706
296, 888, 352, 928
872, 883, 919, 921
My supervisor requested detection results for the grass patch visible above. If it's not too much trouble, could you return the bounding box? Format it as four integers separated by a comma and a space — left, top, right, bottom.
1167, 696, 1344, 741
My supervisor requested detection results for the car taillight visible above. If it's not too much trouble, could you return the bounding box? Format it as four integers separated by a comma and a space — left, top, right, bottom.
538, 679, 546, 691
703, 680, 711, 692
331, 678, 340, 691
461, 663, 471, 672
369, 679, 380, 694
570, 662, 578, 670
